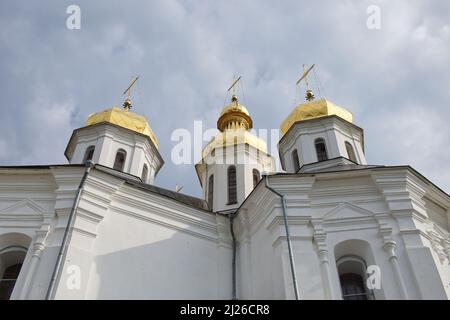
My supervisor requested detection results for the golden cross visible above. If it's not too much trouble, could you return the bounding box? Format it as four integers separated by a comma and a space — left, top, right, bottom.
296, 64, 315, 88
122, 76, 139, 110
227, 75, 241, 96
296, 64, 316, 101
123, 76, 140, 99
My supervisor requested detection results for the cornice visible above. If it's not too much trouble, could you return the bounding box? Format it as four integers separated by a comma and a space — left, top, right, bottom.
110, 205, 224, 244
279, 115, 364, 151
111, 188, 218, 233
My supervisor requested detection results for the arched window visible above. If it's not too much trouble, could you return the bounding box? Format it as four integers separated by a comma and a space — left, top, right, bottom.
141, 164, 148, 183
292, 149, 300, 172
83, 146, 95, 163
227, 166, 237, 204
0, 233, 30, 300
113, 149, 127, 171
336, 255, 371, 300
0, 263, 23, 300
315, 138, 328, 162
208, 175, 214, 210
345, 141, 357, 163
252, 169, 260, 189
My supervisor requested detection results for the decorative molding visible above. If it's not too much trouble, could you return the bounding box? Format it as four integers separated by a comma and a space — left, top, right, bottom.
110, 205, 222, 244
0, 199, 48, 222
311, 219, 328, 252
427, 229, 450, 264
112, 193, 217, 233
322, 201, 375, 221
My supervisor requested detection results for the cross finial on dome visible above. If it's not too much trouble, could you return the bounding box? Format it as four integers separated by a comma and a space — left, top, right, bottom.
296, 64, 316, 101
122, 76, 139, 111
227, 75, 241, 101
217, 77, 253, 132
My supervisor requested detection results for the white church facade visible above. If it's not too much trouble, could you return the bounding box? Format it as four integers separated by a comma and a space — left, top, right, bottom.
0, 89, 449, 300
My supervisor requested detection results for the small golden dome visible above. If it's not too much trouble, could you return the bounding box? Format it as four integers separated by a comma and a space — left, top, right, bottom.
280, 98, 353, 137
217, 95, 253, 131
86, 107, 159, 149
202, 129, 268, 159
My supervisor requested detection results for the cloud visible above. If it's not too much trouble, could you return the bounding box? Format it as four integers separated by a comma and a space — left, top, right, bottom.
0, 0, 449, 195
366, 105, 450, 191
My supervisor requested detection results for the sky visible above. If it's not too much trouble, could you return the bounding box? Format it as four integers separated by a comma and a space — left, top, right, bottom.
0, 0, 449, 197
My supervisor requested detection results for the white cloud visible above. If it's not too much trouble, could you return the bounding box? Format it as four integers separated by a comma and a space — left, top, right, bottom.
0, 0, 448, 194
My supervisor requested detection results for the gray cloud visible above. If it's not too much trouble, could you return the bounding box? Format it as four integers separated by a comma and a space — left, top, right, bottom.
0, 0, 449, 196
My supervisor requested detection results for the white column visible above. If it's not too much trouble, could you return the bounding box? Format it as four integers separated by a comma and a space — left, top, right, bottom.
129, 145, 144, 177
17, 224, 51, 300
312, 225, 336, 300
19, 243, 45, 300
96, 134, 113, 167
317, 248, 335, 299
383, 240, 409, 299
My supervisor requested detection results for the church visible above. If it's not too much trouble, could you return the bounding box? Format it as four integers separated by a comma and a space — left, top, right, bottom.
0, 79, 449, 300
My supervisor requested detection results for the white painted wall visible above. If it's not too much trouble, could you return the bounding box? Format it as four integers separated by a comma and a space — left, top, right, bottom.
50, 169, 233, 299
0, 165, 448, 300
235, 169, 450, 300
0, 166, 232, 300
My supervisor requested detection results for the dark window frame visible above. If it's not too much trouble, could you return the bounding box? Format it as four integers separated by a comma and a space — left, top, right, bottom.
345, 141, 357, 163
141, 164, 149, 183
339, 273, 368, 300
227, 165, 237, 205
314, 138, 328, 162
252, 169, 260, 189
208, 174, 214, 210
113, 149, 127, 171
336, 255, 374, 300
292, 149, 300, 172
0, 263, 23, 300
83, 146, 95, 163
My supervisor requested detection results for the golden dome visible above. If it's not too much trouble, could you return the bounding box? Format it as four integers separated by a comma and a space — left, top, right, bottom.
280, 98, 353, 136
202, 129, 268, 159
86, 107, 159, 149
217, 95, 253, 131
198, 95, 267, 159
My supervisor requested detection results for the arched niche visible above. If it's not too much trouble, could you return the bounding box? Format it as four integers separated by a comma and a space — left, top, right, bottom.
0, 233, 32, 300
333, 239, 384, 300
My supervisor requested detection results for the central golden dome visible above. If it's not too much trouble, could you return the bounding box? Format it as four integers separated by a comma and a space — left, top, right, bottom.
199, 94, 267, 159
86, 107, 159, 149
217, 95, 253, 131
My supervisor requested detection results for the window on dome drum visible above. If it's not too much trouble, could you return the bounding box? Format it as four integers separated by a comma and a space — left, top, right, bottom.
113, 149, 127, 171
208, 175, 214, 210
253, 169, 260, 189
141, 164, 148, 183
83, 146, 95, 163
292, 149, 300, 172
227, 165, 237, 204
345, 141, 357, 163
0, 263, 23, 300
314, 138, 328, 162
337, 256, 373, 300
